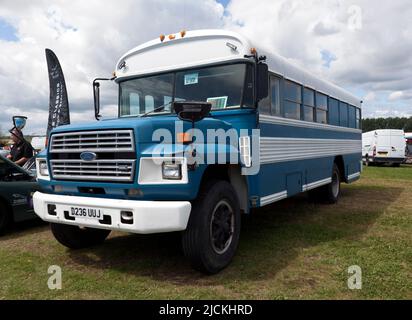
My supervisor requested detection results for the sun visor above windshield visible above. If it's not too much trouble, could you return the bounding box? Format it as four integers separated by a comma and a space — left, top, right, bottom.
115, 30, 252, 81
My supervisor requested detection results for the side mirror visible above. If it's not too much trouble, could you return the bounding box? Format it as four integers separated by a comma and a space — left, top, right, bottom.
256, 63, 269, 102
93, 77, 116, 121
93, 79, 102, 121
13, 116, 27, 130
173, 101, 212, 127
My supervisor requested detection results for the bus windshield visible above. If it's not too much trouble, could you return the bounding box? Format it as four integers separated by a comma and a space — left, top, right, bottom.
119, 63, 253, 117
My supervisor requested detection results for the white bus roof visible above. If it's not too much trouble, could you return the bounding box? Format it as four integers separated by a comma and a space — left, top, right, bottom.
115, 29, 361, 108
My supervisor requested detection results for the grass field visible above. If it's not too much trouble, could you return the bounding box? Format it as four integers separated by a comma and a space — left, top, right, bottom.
0, 166, 411, 300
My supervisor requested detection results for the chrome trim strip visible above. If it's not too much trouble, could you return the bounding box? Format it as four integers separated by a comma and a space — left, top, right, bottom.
260, 137, 361, 164
50, 159, 136, 182
348, 172, 361, 180
50, 130, 135, 153
260, 191, 288, 206
302, 177, 332, 192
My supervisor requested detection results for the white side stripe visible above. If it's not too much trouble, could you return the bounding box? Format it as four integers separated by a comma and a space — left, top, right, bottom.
302, 177, 332, 192
348, 172, 361, 180
260, 191, 288, 206
260, 137, 361, 164
260, 177, 332, 207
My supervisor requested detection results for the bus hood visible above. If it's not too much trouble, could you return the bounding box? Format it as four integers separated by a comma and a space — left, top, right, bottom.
49, 115, 235, 144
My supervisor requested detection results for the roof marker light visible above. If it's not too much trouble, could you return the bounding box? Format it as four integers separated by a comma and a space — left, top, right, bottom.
180, 30, 186, 37
160, 34, 165, 42
168, 34, 176, 40
226, 42, 237, 51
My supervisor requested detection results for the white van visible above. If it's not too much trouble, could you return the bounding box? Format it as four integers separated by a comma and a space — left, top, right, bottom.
362, 129, 406, 166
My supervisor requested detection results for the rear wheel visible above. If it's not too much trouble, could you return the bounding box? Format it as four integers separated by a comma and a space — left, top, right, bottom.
182, 180, 241, 274
0, 201, 12, 236
309, 163, 341, 204
50, 223, 111, 249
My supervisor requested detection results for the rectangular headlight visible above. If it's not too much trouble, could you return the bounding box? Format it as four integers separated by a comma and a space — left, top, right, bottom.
162, 161, 182, 180
37, 159, 49, 177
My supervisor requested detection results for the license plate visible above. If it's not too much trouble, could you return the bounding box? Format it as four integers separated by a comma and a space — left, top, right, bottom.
69, 206, 104, 220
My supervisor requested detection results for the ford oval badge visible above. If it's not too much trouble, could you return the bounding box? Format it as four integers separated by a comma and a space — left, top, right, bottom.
80, 152, 97, 162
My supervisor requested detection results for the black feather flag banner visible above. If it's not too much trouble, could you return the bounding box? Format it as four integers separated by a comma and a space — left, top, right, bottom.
45, 48, 70, 136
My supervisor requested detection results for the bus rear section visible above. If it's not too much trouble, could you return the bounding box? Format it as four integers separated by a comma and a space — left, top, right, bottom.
362, 130, 406, 166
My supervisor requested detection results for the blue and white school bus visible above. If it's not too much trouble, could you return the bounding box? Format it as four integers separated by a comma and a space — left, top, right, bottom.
33, 30, 362, 274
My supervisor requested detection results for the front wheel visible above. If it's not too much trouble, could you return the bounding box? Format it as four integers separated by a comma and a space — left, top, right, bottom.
182, 180, 241, 274
50, 223, 111, 249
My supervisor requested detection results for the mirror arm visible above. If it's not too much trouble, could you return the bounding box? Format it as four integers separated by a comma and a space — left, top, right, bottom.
93, 77, 116, 121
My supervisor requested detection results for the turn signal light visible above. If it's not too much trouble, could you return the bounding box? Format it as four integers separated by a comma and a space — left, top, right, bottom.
177, 132, 192, 143
250, 47, 257, 55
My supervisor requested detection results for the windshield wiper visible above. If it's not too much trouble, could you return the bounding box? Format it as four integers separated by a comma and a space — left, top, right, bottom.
140, 101, 173, 118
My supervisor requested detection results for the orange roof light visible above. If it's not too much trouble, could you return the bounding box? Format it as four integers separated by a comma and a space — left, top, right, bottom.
177, 132, 192, 144
160, 34, 165, 42
250, 47, 257, 55
180, 30, 186, 37
168, 34, 176, 40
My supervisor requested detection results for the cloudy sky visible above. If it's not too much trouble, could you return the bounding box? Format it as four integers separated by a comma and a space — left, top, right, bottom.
0, 0, 411, 134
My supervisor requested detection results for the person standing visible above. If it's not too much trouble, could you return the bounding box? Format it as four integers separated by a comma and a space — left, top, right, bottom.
7, 128, 33, 166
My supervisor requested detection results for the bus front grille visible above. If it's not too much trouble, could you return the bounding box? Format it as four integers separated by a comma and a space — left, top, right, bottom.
50, 159, 135, 182
49, 130, 136, 182
50, 130, 135, 153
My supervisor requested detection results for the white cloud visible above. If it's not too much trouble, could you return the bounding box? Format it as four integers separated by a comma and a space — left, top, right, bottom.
363, 92, 375, 102
0, 0, 225, 134
224, 0, 412, 118
0, 0, 411, 135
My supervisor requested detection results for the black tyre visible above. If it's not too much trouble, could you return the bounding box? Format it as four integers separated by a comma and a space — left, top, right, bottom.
50, 223, 111, 249
309, 163, 341, 204
182, 180, 241, 274
0, 201, 12, 236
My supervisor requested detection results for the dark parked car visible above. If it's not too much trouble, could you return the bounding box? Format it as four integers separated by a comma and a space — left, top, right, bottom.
0, 154, 40, 235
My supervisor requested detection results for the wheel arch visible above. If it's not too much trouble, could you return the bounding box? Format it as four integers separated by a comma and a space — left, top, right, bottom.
199, 164, 249, 214
334, 155, 346, 182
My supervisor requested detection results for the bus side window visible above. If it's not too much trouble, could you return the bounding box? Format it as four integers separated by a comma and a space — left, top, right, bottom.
339, 102, 348, 127
303, 88, 315, 122
356, 108, 361, 129
270, 76, 281, 116
258, 76, 271, 115
348, 105, 356, 128
284, 80, 301, 120
316, 92, 328, 124
328, 97, 339, 126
